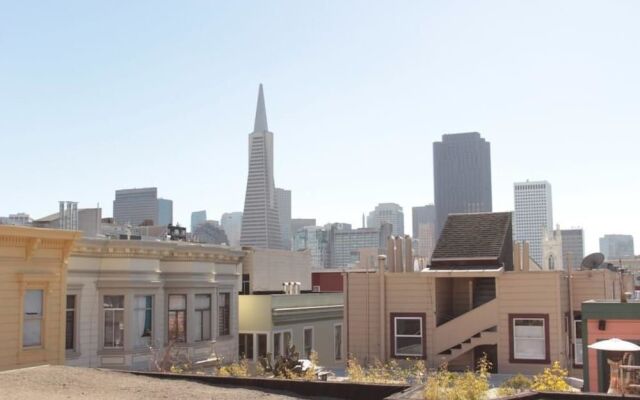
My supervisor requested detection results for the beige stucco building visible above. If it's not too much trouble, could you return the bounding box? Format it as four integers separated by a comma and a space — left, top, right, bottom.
0, 226, 80, 371
65, 238, 245, 370
344, 212, 632, 376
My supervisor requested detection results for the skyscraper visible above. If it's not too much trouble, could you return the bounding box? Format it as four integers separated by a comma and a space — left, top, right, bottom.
513, 181, 553, 266
240, 84, 283, 249
433, 132, 492, 235
191, 210, 207, 232
599, 234, 635, 260
412, 205, 437, 259
561, 229, 584, 268
276, 188, 292, 249
221, 212, 243, 247
157, 198, 173, 226
367, 203, 404, 236
113, 187, 158, 227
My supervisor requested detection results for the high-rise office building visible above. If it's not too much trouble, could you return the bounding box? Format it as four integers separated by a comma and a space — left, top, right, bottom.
113, 187, 158, 227
513, 181, 553, 266
561, 229, 584, 269
191, 210, 207, 232
240, 84, 284, 249
412, 205, 437, 259
599, 234, 635, 260
157, 198, 173, 226
294, 226, 329, 268
433, 132, 492, 235
367, 203, 404, 236
221, 212, 243, 247
290, 218, 316, 238
327, 223, 392, 267
192, 220, 228, 245
276, 188, 292, 249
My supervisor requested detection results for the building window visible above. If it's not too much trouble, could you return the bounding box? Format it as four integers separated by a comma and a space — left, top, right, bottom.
241, 274, 250, 295
257, 334, 267, 359
239, 333, 254, 360
134, 295, 153, 347
168, 295, 186, 343
24, 289, 44, 347
218, 293, 230, 336
195, 294, 211, 341
334, 324, 342, 361
303, 327, 313, 358
574, 320, 583, 366
65, 295, 76, 350
273, 332, 281, 356
283, 331, 292, 355
509, 314, 549, 363
392, 314, 425, 357
104, 295, 125, 348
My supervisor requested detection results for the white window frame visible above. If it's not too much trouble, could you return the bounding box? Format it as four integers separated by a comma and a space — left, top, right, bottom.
133, 294, 153, 348
273, 329, 293, 357
23, 289, 44, 348
238, 332, 255, 360
513, 317, 546, 361
239, 331, 270, 360
168, 294, 187, 343
393, 317, 423, 357
103, 295, 125, 349
334, 323, 343, 361
194, 294, 212, 342
303, 326, 314, 358
217, 292, 231, 337
65, 294, 77, 351
574, 319, 583, 366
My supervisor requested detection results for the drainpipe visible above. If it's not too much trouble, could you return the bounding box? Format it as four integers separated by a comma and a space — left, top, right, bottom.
379, 255, 387, 361
343, 270, 349, 359
567, 253, 575, 372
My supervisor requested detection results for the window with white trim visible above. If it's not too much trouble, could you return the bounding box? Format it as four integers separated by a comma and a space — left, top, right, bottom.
168, 294, 186, 343
334, 324, 342, 361
24, 289, 44, 347
104, 295, 125, 348
194, 294, 211, 341
303, 327, 313, 358
513, 318, 546, 360
65, 295, 76, 350
574, 320, 583, 366
393, 317, 423, 357
218, 293, 230, 336
239, 333, 254, 360
134, 295, 153, 348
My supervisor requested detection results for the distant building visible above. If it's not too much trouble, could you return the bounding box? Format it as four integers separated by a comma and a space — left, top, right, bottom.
367, 203, 404, 236
542, 226, 563, 270
221, 212, 243, 247
561, 228, 584, 268
191, 210, 207, 232
433, 132, 492, 235
157, 198, 173, 226
412, 205, 436, 259
0, 213, 32, 226
294, 226, 329, 268
290, 218, 316, 238
513, 181, 553, 266
240, 84, 283, 249
599, 234, 635, 260
275, 188, 292, 249
192, 220, 228, 245
328, 222, 391, 267
113, 187, 158, 227
33, 204, 101, 237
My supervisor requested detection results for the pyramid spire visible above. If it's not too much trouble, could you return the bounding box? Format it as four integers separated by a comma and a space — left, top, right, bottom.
253, 83, 268, 132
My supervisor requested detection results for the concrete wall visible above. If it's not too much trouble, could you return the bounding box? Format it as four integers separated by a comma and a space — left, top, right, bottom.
0, 227, 79, 371
244, 248, 312, 292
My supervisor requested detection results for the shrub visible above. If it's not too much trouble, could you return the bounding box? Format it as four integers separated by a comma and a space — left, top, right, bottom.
346, 356, 425, 384
423, 354, 492, 400
531, 361, 571, 392
218, 358, 250, 377
498, 374, 532, 396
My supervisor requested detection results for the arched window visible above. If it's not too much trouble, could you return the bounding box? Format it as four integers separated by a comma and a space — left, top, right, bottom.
548, 255, 555, 270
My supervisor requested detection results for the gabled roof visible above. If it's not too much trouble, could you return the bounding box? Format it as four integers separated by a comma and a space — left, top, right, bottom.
430, 212, 512, 269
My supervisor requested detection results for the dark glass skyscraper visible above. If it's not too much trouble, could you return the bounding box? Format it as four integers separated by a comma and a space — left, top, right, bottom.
433, 132, 492, 235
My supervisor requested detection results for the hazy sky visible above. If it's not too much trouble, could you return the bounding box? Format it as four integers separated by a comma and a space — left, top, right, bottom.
2, 1, 639, 254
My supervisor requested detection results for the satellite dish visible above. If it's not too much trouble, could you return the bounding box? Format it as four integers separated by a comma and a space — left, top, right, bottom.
581, 252, 605, 270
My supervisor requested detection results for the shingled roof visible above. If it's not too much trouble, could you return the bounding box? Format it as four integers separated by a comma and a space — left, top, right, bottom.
430, 212, 513, 270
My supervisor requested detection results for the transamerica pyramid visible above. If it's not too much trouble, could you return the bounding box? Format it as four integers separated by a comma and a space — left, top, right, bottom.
239, 84, 284, 249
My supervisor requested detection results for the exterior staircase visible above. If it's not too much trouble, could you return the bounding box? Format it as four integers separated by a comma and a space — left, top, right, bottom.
433, 298, 498, 363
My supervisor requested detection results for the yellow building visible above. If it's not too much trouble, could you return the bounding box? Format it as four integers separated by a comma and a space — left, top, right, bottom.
0, 226, 79, 371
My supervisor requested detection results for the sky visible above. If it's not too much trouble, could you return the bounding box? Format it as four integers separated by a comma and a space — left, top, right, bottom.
1, 1, 639, 254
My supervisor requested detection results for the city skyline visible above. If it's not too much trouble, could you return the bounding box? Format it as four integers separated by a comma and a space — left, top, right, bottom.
2, 1, 640, 253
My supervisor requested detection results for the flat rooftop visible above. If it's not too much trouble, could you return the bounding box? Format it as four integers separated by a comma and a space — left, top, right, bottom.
0, 365, 309, 400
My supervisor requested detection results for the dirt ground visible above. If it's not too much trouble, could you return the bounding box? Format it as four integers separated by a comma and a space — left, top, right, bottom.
0, 365, 310, 400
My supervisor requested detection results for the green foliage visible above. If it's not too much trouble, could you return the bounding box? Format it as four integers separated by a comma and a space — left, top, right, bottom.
218, 358, 250, 377
531, 361, 571, 392
346, 355, 427, 384
498, 374, 532, 396
423, 354, 492, 400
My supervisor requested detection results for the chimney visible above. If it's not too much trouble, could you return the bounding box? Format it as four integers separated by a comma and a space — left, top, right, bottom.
395, 236, 404, 273
404, 235, 412, 272
387, 236, 396, 272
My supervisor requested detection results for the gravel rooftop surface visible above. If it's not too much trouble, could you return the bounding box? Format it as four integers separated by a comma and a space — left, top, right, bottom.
0, 365, 311, 400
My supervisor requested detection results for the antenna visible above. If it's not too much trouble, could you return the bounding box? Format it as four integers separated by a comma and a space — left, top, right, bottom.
580, 252, 605, 270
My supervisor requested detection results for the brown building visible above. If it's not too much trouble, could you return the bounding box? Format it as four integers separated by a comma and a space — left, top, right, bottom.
344, 212, 632, 375
0, 226, 79, 371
